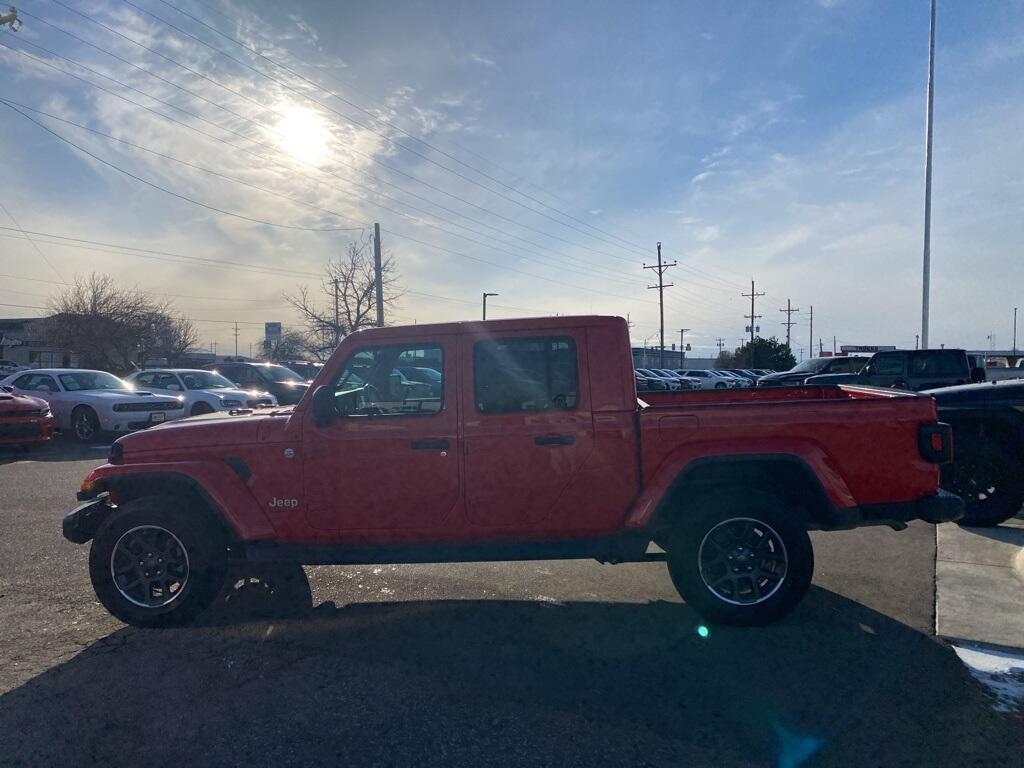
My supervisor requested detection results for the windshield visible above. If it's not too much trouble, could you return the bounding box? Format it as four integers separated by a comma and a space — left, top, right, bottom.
59, 371, 130, 392
788, 358, 831, 374
256, 365, 305, 384
180, 371, 235, 390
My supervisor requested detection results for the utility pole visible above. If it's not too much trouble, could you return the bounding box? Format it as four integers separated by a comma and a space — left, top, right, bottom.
332, 278, 340, 348
482, 292, 499, 321
1013, 307, 1018, 356
742, 280, 765, 367
643, 242, 676, 368
808, 305, 814, 357
921, 0, 937, 349
716, 337, 725, 356
779, 299, 800, 349
373, 222, 384, 327
833, 335, 837, 355
915, 334, 920, 350
679, 328, 690, 364
742, 280, 764, 346
819, 338, 824, 356
233, 322, 240, 357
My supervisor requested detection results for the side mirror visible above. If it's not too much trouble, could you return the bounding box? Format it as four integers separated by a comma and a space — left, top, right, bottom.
312, 385, 337, 427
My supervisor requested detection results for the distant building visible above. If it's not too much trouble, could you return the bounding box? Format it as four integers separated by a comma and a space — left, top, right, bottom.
0, 316, 75, 368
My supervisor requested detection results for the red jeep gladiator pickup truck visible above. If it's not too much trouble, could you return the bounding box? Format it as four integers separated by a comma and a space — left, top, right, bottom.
64, 316, 961, 627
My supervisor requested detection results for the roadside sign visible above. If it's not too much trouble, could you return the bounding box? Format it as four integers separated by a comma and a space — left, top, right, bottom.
265, 322, 282, 340
840, 345, 896, 353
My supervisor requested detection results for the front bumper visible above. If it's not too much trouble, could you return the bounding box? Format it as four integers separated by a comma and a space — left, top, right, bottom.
63, 494, 113, 544
828, 489, 964, 529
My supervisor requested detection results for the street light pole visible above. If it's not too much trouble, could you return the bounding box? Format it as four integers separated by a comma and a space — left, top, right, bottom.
1014, 307, 1018, 356
921, 0, 937, 349
482, 292, 498, 321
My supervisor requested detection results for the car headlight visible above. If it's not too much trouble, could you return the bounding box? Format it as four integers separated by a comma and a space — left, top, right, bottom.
220, 399, 242, 408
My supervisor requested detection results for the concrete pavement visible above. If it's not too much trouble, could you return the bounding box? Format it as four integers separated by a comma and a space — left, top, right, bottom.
936, 517, 1024, 713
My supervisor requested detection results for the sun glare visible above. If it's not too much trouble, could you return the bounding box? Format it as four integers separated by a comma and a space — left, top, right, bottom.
274, 104, 330, 166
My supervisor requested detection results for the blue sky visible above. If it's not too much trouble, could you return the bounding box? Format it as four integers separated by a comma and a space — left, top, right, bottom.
1, 0, 1022, 357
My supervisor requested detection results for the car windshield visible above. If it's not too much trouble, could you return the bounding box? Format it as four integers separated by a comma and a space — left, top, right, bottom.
180, 371, 234, 390
788, 358, 832, 374
256, 365, 305, 383
59, 371, 129, 392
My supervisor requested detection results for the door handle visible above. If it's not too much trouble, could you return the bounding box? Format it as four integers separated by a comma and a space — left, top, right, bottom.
411, 438, 449, 450
534, 434, 575, 446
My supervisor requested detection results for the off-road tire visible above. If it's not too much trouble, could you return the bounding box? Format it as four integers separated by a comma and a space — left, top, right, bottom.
667, 492, 814, 626
89, 495, 228, 628
946, 436, 1024, 528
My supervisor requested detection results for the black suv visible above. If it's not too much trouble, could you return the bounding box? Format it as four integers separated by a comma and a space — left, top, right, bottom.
204, 362, 309, 405
805, 349, 972, 391
757, 356, 866, 387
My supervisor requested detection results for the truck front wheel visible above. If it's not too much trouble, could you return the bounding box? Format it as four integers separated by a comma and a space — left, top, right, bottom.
667, 494, 814, 626
88, 496, 228, 628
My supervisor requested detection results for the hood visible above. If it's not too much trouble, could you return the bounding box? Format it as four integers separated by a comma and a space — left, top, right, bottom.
803, 372, 864, 386
77, 390, 183, 404
117, 407, 295, 454
0, 391, 49, 413
759, 370, 814, 382
925, 378, 1024, 406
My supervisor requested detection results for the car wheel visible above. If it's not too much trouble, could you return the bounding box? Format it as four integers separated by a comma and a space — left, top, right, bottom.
190, 402, 215, 416
71, 406, 101, 443
945, 436, 1024, 527
714, 382, 727, 389
667, 493, 813, 626
89, 495, 228, 628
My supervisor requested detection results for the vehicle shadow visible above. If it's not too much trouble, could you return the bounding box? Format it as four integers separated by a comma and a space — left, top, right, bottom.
0, 587, 1017, 768
0, 437, 108, 465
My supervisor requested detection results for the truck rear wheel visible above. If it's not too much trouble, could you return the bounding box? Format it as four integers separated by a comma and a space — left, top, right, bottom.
667, 494, 813, 626
88, 496, 228, 628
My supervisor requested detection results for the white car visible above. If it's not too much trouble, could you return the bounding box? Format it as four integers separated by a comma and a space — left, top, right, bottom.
676, 369, 736, 390
0, 368, 186, 441
125, 369, 278, 416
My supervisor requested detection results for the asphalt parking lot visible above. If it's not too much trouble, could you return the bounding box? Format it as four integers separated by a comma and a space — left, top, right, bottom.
1, 440, 1021, 767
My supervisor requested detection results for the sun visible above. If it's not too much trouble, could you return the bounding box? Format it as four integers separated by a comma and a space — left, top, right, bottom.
273, 104, 330, 166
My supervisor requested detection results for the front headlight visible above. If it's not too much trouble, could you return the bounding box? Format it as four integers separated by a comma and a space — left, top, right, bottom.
221, 399, 243, 409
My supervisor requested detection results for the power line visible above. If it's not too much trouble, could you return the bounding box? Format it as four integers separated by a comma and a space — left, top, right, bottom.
1, 98, 657, 293
120, 0, 658, 257
0, 199, 67, 283
0, 28, 670, 290
1, 101, 364, 232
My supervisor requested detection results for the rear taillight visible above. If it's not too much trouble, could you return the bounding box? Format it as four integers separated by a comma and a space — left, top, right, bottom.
918, 422, 953, 464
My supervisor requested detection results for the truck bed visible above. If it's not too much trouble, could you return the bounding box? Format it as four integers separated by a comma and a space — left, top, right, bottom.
633, 384, 941, 519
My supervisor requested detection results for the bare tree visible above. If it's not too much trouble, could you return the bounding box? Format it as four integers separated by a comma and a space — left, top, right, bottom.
283, 235, 401, 359
47, 273, 198, 373
258, 329, 313, 362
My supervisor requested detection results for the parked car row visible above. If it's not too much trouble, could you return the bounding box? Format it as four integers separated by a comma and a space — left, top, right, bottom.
635, 367, 776, 393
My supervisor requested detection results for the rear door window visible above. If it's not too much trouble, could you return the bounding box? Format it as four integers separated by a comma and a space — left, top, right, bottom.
870, 353, 904, 376
474, 337, 578, 413
911, 351, 968, 376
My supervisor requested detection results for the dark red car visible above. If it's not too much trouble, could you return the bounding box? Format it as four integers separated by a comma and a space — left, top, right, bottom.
0, 386, 54, 448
